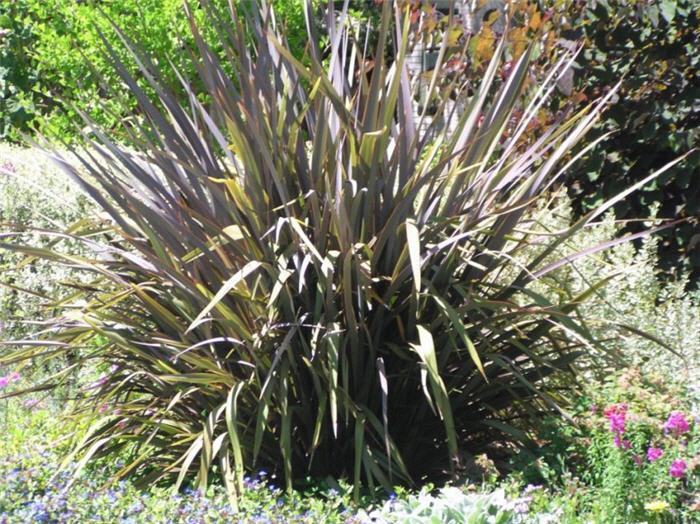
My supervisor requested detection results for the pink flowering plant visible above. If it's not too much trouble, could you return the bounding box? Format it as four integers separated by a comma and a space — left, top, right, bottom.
0, 370, 20, 389
579, 368, 698, 521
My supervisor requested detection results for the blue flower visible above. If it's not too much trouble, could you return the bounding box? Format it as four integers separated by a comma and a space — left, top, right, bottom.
105, 490, 118, 503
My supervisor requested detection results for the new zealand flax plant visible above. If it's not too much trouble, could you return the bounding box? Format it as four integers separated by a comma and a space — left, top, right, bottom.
0, 0, 685, 502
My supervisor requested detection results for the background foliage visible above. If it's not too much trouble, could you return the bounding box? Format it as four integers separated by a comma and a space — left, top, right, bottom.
564, 0, 699, 286
0, 0, 39, 139
0, 0, 307, 140
405, 0, 698, 285
2, 1, 697, 285
523, 194, 700, 406
0, 145, 94, 342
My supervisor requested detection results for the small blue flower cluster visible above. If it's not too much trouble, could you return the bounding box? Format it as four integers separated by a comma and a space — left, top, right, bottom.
0, 450, 360, 524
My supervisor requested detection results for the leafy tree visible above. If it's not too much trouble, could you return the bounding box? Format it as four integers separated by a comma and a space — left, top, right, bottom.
0, 1, 40, 140
565, 0, 699, 285
407, 0, 698, 285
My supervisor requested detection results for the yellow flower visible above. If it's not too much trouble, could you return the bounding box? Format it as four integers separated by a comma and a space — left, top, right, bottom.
644, 500, 670, 513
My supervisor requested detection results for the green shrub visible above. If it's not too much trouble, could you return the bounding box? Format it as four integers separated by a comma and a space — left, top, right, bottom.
23, 0, 233, 140
0, 1, 39, 140
0, 0, 314, 142
576, 368, 699, 522
520, 194, 700, 406
564, 0, 699, 284
0, 0, 679, 500
0, 144, 94, 341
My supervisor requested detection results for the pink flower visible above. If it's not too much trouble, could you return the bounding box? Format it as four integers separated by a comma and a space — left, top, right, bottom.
664, 411, 690, 437
613, 435, 631, 449
89, 375, 109, 389
603, 403, 628, 417
24, 399, 39, 408
632, 454, 643, 467
590, 404, 598, 414
669, 459, 687, 479
647, 447, 663, 462
609, 412, 626, 434
604, 404, 627, 435
0, 372, 20, 387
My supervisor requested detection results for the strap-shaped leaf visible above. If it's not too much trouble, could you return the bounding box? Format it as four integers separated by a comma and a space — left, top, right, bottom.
411, 326, 458, 466
187, 261, 262, 333
406, 219, 421, 296
431, 295, 487, 380
225, 381, 247, 494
